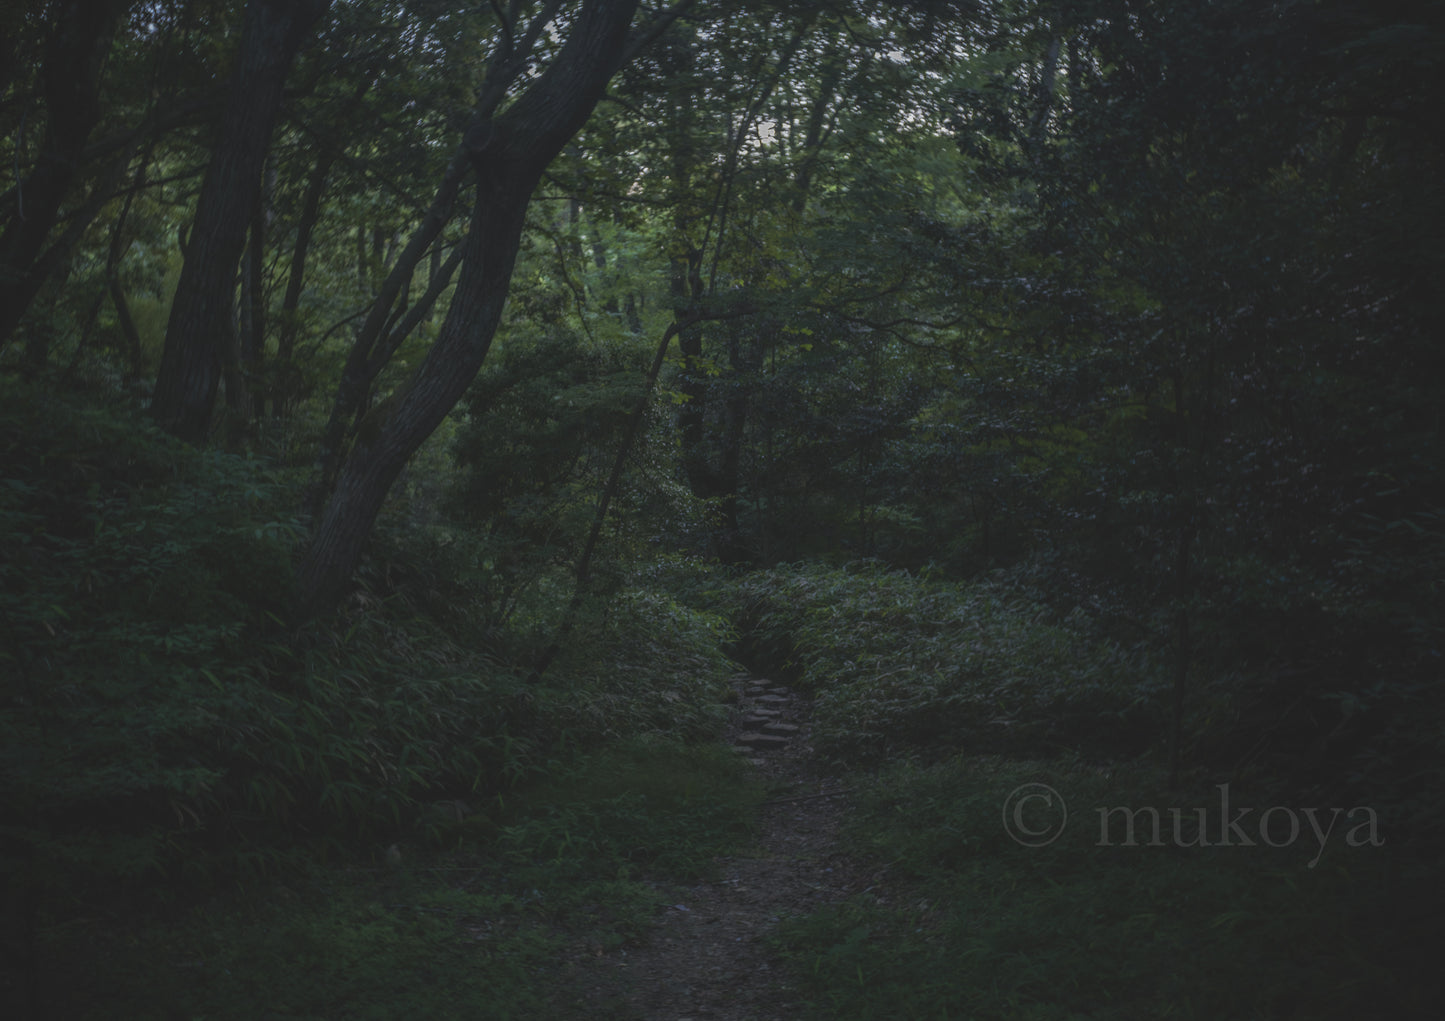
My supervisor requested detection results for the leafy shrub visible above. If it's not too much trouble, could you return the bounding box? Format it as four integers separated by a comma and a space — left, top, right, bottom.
724, 562, 1160, 763
539, 587, 736, 743
1, 386, 303, 884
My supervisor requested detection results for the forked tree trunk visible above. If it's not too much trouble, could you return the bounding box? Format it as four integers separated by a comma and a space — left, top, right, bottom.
297, 0, 641, 616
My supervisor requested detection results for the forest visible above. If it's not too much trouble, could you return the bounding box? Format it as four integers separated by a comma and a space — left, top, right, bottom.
2, 0, 1442, 1017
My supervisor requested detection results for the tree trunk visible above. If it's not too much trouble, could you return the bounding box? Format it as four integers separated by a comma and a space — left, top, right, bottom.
274, 150, 335, 416
101, 144, 155, 382
311, 152, 472, 515
1025, 34, 1062, 160
238, 166, 272, 419
790, 41, 844, 214
0, 1, 121, 351
14, 135, 142, 368
297, 0, 641, 616
150, 0, 328, 443
299, 182, 528, 612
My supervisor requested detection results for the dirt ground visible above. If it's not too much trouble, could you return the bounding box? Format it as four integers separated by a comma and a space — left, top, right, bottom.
560, 676, 879, 1021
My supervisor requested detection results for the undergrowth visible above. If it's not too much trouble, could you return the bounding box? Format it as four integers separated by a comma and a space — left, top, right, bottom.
720, 563, 1161, 764
10, 382, 1434, 1019
0, 381, 754, 1017
775, 755, 1441, 1020
33, 737, 761, 1020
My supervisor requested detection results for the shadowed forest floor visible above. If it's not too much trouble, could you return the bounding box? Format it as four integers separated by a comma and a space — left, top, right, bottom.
554, 677, 876, 1021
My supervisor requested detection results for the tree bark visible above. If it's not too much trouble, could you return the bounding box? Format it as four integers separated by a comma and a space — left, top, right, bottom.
311, 153, 472, 516
238, 166, 273, 419
0, 1, 122, 351
790, 41, 844, 214
103, 152, 152, 381
150, 0, 328, 443
274, 149, 334, 416
297, 0, 641, 616
1025, 34, 1062, 160
14, 134, 143, 371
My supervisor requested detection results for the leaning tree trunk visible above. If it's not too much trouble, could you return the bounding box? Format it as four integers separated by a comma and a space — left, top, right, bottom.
297, 0, 641, 616
150, 0, 328, 443
310, 149, 471, 516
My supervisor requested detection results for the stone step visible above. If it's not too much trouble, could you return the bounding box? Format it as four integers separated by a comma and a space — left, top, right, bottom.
735, 732, 790, 749
753, 694, 790, 705
761, 721, 800, 735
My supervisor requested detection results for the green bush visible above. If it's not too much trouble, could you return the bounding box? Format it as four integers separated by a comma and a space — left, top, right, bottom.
540, 587, 736, 741
724, 563, 1160, 763
2, 386, 301, 884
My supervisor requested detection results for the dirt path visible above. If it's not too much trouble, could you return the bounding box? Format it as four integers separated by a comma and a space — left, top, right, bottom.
572, 675, 867, 1020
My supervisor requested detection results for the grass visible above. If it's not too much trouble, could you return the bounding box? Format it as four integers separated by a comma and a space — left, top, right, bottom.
22, 737, 764, 1020
773, 755, 1441, 1020
43, 875, 566, 1020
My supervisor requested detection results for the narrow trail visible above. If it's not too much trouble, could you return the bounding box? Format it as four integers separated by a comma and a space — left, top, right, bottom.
571, 675, 874, 1020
